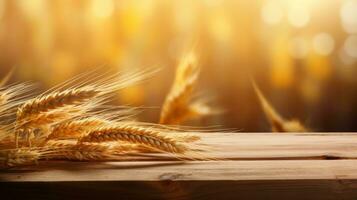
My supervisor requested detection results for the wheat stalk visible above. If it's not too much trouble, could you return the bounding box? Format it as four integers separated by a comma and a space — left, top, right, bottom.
252, 79, 308, 132
79, 125, 188, 154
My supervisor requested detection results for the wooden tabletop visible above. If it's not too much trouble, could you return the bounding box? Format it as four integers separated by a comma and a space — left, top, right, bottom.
1, 133, 357, 200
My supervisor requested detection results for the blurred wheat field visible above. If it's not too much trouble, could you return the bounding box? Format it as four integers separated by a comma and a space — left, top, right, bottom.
0, 0, 357, 131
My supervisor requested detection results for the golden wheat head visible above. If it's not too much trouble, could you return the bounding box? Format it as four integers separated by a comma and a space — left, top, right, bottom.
160, 51, 213, 125
79, 124, 189, 154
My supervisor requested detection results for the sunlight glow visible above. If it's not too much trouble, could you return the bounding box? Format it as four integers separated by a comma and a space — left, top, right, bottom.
289, 37, 309, 59
341, 0, 357, 34
312, 33, 335, 56
0, 0, 4, 20
90, 0, 115, 19
261, 1, 283, 25
344, 35, 357, 58
287, 4, 310, 28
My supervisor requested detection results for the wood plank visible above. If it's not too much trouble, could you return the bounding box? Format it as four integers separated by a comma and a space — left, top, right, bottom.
199, 133, 357, 159
2, 160, 357, 200
1, 160, 357, 182
2, 133, 357, 199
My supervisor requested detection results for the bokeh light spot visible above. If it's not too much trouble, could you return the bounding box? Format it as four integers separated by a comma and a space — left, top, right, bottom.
341, 0, 357, 34
90, 0, 114, 19
344, 35, 357, 58
312, 33, 335, 56
261, 1, 284, 25
287, 4, 310, 28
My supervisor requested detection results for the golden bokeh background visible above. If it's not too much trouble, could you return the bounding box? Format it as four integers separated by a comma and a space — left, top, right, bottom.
0, 0, 357, 131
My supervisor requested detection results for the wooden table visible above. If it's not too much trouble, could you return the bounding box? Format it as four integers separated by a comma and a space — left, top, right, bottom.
1, 133, 357, 200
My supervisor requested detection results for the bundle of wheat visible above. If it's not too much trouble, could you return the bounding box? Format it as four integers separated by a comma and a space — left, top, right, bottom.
0, 69, 204, 168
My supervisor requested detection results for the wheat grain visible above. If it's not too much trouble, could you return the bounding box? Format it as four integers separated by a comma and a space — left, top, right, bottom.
79, 125, 188, 154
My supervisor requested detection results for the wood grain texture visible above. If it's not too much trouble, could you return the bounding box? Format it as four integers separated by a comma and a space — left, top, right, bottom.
2, 133, 357, 200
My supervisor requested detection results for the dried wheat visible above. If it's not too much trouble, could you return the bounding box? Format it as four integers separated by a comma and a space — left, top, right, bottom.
160, 51, 212, 125
14, 69, 156, 147
46, 118, 109, 141
43, 140, 141, 161
16, 86, 99, 122
79, 125, 188, 154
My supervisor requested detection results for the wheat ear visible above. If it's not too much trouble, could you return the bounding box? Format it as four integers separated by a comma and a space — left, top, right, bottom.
160, 51, 203, 125
46, 118, 109, 141
43, 141, 115, 161
16, 69, 157, 125
16, 86, 99, 122
79, 125, 188, 154
14, 87, 102, 147
43, 141, 142, 161
14, 106, 94, 148
251, 79, 308, 132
